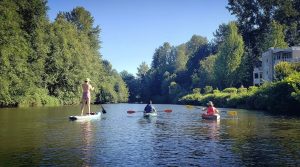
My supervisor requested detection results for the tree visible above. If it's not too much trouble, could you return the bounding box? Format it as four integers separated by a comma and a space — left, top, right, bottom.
63, 7, 101, 50
227, 0, 300, 52
184, 35, 214, 90
273, 0, 300, 46
214, 22, 245, 89
149, 42, 175, 100
186, 35, 210, 73
0, 0, 32, 106
213, 23, 230, 50
120, 70, 139, 102
275, 62, 300, 81
172, 44, 187, 72
151, 42, 174, 70
198, 55, 217, 88
0, 2, 129, 106
186, 35, 208, 56
137, 62, 149, 78
262, 20, 288, 52
275, 62, 294, 81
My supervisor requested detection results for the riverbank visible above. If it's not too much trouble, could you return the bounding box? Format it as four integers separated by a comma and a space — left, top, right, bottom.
179, 73, 300, 115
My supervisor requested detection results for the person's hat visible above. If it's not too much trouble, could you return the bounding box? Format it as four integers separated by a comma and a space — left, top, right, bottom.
207, 101, 213, 106
85, 78, 91, 82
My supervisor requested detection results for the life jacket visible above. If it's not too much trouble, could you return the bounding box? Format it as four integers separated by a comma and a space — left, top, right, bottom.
207, 106, 215, 115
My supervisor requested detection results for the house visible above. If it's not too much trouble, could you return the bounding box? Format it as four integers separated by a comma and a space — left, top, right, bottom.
253, 46, 300, 86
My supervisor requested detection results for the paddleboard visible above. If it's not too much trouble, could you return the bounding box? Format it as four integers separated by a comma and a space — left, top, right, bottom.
69, 112, 101, 121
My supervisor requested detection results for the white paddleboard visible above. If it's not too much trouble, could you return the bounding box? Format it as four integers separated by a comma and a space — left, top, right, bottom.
69, 112, 101, 121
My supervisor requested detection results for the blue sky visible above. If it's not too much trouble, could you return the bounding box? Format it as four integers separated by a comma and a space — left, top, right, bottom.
48, 0, 235, 75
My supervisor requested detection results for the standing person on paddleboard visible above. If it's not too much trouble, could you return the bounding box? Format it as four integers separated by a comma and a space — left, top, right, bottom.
81, 78, 94, 115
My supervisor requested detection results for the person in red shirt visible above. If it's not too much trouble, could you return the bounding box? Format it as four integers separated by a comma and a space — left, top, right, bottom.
203, 101, 219, 115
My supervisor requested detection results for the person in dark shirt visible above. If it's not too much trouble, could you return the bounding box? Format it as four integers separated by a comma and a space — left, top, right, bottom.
144, 100, 156, 113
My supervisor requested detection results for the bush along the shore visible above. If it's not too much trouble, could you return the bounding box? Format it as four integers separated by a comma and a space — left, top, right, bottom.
179, 72, 300, 115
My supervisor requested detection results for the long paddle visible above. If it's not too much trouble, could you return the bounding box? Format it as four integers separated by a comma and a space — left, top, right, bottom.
127, 109, 172, 114
100, 104, 107, 114
186, 105, 236, 114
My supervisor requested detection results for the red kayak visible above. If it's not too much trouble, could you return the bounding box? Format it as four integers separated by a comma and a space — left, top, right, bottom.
202, 113, 220, 120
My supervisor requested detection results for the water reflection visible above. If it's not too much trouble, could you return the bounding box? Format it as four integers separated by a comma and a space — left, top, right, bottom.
81, 121, 92, 166
202, 119, 220, 141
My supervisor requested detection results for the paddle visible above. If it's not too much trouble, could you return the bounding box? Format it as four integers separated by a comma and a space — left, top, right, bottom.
101, 105, 107, 114
227, 111, 237, 117
127, 110, 135, 114
185, 105, 194, 109
164, 109, 172, 112
185, 105, 207, 113
127, 109, 172, 114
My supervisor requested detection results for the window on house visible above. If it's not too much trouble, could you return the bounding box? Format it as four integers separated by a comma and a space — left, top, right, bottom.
283, 53, 292, 59
255, 73, 258, 79
260, 72, 262, 78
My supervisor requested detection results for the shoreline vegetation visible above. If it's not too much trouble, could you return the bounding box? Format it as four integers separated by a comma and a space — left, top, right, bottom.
180, 72, 300, 115
1, 1, 300, 116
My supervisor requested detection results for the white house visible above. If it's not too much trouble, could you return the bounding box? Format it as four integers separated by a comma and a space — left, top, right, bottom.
253, 46, 300, 86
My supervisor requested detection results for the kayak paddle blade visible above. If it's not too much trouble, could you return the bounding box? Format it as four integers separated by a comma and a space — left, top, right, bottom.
127, 110, 135, 114
164, 109, 172, 112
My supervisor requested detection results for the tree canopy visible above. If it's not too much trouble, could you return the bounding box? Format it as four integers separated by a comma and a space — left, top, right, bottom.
0, 1, 128, 107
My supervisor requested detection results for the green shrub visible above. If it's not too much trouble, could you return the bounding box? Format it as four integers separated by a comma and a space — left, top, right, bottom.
203, 86, 213, 94
179, 93, 203, 105
222, 87, 237, 94
227, 94, 246, 108
238, 87, 247, 94
193, 88, 201, 94
248, 86, 258, 93
284, 72, 300, 103
213, 89, 220, 94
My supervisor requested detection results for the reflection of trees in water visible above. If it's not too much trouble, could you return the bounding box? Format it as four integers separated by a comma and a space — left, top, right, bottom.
202, 119, 220, 140
227, 115, 300, 166
154, 120, 228, 166
181, 119, 221, 141
146, 117, 225, 166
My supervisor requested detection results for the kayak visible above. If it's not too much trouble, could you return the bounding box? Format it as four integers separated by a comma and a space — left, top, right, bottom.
69, 112, 101, 121
143, 112, 157, 117
201, 113, 220, 120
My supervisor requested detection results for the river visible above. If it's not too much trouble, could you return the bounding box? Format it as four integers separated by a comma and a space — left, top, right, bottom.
0, 104, 299, 166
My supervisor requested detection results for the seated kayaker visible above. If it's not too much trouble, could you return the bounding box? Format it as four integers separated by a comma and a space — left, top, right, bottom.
144, 100, 156, 113
202, 101, 219, 115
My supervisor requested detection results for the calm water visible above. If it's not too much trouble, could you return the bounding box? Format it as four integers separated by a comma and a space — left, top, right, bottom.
0, 104, 300, 166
